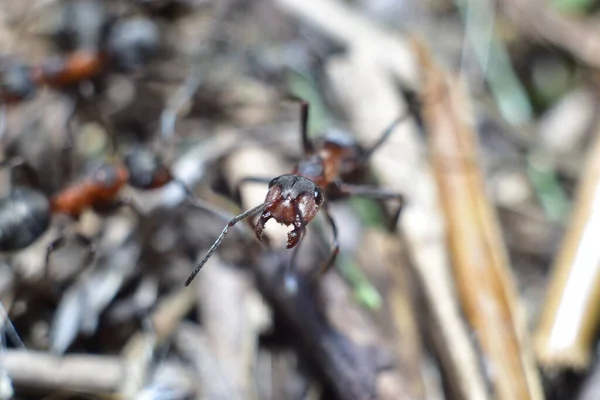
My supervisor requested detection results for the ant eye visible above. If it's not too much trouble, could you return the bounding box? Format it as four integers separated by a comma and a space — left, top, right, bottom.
314, 189, 324, 205
268, 177, 278, 188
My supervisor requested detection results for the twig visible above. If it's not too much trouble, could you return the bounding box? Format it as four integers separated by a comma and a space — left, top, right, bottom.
3, 350, 197, 394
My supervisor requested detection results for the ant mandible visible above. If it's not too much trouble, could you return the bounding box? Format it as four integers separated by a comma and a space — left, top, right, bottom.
184, 96, 409, 287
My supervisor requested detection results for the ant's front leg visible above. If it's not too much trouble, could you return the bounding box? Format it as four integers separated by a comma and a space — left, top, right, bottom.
337, 183, 405, 233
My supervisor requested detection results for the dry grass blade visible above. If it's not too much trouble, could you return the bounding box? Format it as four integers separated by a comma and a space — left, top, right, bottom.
414, 38, 543, 400
534, 126, 600, 370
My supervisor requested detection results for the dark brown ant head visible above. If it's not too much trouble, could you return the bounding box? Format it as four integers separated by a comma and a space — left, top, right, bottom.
0, 188, 51, 251
255, 174, 324, 249
124, 148, 172, 190
106, 17, 160, 73
0, 61, 37, 102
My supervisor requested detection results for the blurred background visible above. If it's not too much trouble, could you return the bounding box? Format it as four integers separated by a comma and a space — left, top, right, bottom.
0, 0, 598, 399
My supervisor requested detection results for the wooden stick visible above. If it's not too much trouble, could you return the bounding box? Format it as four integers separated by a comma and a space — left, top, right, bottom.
3, 350, 197, 394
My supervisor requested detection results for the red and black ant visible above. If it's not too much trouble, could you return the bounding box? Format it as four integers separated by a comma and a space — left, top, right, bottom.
0, 1, 159, 104
0, 147, 218, 272
184, 97, 409, 287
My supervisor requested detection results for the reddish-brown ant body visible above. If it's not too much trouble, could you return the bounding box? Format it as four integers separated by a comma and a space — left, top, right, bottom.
184, 98, 408, 287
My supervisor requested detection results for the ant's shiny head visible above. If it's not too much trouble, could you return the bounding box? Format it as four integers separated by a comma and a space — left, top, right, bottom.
255, 174, 324, 249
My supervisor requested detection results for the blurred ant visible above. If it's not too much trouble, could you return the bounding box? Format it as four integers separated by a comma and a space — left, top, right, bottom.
184, 97, 409, 287
52, 146, 222, 216
0, 147, 217, 274
0, 0, 160, 127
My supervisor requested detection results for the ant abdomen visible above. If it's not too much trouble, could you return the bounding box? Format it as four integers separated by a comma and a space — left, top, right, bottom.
0, 188, 51, 251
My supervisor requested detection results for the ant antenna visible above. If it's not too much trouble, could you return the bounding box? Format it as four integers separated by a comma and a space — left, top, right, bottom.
184, 201, 272, 286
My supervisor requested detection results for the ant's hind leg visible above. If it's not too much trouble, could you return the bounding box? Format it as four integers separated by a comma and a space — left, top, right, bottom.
338, 183, 405, 233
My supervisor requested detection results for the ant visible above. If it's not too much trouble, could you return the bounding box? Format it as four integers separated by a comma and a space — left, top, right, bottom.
184, 97, 409, 287
0, 147, 219, 272
0, 0, 159, 108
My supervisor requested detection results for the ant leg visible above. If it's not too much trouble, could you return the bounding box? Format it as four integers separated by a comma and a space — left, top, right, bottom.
298, 98, 313, 155
338, 183, 405, 233
361, 112, 412, 162
74, 232, 96, 266
44, 236, 67, 278
311, 204, 340, 280
281, 93, 314, 155
284, 233, 304, 294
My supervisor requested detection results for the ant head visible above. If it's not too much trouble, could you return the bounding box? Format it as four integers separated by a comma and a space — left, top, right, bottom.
106, 17, 160, 73
255, 174, 324, 249
0, 61, 37, 102
124, 148, 172, 190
